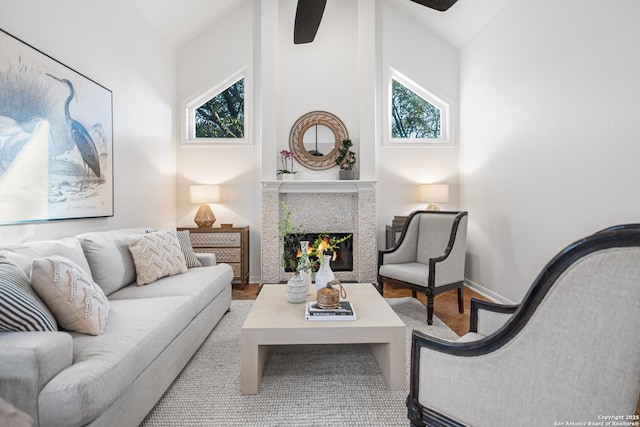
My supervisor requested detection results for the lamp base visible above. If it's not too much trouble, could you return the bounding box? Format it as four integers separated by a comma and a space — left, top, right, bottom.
194, 204, 216, 228
426, 203, 441, 211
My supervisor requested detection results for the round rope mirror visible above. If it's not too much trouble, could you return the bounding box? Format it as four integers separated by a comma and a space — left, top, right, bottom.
289, 111, 349, 171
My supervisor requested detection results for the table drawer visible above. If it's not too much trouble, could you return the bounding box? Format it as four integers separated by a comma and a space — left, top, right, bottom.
195, 248, 241, 263
190, 232, 240, 247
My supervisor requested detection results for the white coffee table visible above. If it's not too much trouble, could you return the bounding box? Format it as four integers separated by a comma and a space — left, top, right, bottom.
240, 283, 406, 394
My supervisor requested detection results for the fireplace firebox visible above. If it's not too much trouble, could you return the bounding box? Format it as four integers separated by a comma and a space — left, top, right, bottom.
283, 233, 354, 272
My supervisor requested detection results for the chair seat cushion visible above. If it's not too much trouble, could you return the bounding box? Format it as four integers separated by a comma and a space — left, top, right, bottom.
379, 262, 428, 287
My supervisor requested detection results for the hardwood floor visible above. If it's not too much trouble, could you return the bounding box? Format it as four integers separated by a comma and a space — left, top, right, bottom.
231, 282, 488, 336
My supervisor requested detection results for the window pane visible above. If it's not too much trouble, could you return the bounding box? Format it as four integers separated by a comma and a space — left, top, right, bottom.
195, 78, 244, 138
391, 79, 440, 139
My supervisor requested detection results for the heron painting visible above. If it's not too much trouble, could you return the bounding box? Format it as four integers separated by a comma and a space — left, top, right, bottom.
0, 28, 113, 225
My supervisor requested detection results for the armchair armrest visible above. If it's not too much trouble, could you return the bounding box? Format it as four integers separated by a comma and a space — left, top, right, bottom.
469, 298, 519, 336
0, 332, 73, 423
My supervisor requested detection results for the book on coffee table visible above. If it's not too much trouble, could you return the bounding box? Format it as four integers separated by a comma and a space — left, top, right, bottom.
305, 301, 356, 321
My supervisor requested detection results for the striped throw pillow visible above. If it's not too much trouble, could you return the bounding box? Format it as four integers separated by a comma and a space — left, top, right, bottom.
0, 257, 57, 332
176, 230, 202, 268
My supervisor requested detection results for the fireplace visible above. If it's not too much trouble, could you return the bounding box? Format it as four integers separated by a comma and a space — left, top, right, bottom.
283, 233, 354, 272
261, 180, 377, 284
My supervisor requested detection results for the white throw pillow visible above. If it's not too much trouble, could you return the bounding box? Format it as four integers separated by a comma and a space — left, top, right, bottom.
31, 255, 109, 336
128, 228, 188, 285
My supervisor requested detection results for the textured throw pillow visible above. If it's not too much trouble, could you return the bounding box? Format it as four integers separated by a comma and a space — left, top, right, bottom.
31, 256, 109, 336
0, 257, 57, 332
176, 230, 202, 268
128, 228, 188, 285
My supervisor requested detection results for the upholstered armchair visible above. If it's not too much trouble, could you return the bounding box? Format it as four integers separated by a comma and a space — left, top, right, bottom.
378, 210, 468, 325
407, 225, 640, 427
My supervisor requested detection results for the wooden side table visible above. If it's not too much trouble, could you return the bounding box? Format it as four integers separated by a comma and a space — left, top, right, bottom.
178, 225, 250, 288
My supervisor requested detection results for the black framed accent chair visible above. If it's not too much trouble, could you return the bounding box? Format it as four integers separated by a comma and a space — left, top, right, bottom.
406, 224, 640, 427
378, 210, 468, 325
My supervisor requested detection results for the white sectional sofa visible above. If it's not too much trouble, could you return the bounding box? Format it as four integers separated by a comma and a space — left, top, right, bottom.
0, 228, 234, 426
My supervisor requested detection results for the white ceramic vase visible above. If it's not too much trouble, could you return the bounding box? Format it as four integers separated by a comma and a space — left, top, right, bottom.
286, 272, 307, 304
314, 253, 335, 291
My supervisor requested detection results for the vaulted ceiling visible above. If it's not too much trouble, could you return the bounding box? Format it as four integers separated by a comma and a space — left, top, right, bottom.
132, 0, 508, 48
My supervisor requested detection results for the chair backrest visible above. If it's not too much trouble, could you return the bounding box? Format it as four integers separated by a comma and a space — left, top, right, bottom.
415, 212, 467, 267
420, 228, 640, 425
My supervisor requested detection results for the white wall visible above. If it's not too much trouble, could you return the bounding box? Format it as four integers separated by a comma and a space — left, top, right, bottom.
275, 0, 359, 181
175, 0, 462, 282
175, 1, 261, 279
376, 0, 460, 244
0, 0, 177, 245
460, 0, 640, 302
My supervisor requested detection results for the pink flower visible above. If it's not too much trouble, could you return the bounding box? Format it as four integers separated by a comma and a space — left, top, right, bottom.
278, 150, 296, 175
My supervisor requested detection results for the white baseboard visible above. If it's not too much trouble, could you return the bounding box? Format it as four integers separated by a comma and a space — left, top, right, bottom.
464, 279, 515, 305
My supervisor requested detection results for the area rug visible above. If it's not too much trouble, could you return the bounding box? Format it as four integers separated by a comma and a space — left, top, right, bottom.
141, 297, 458, 427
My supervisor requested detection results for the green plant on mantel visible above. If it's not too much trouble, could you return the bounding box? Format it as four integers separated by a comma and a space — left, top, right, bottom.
335, 139, 356, 170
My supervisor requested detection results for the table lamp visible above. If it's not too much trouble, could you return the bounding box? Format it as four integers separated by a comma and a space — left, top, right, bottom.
419, 184, 449, 211
190, 185, 220, 227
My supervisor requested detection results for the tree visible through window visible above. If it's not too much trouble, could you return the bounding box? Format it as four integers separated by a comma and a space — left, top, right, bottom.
391, 79, 441, 139
195, 78, 244, 138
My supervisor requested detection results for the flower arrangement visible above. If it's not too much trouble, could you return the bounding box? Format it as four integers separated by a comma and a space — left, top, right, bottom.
312, 232, 352, 265
296, 242, 314, 274
278, 202, 299, 271
278, 202, 315, 274
277, 150, 297, 175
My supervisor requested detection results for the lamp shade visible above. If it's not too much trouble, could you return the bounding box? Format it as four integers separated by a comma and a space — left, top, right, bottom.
189, 185, 220, 204
419, 184, 449, 203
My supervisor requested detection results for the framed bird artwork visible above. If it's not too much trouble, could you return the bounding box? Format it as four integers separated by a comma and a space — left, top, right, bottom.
0, 28, 113, 225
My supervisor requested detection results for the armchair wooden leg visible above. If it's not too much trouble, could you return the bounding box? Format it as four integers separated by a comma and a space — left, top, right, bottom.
426, 294, 434, 325
457, 286, 464, 314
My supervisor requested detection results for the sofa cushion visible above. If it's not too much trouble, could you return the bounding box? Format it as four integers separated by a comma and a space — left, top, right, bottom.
127, 228, 188, 285
38, 296, 194, 427
176, 230, 202, 268
0, 257, 57, 332
0, 238, 91, 278
31, 256, 109, 336
75, 228, 153, 296
0, 331, 73, 425
109, 263, 233, 314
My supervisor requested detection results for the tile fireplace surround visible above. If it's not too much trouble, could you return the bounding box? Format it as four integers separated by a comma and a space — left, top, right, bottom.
261, 180, 377, 284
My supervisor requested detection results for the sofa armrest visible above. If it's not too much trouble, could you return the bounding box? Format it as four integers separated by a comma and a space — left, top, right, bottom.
196, 253, 216, 266
0, 396, 33, 427
0, 332, 73, 423
469, 298, 519, 336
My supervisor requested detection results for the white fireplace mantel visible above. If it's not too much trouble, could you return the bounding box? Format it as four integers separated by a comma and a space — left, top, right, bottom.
262, 180, 376, 194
